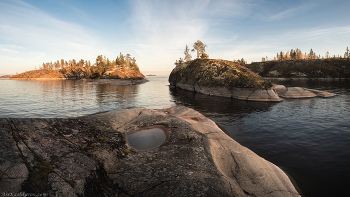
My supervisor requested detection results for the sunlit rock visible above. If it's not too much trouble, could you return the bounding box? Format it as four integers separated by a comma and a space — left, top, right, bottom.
0, 107, 301, 196
169, 59, 282, 102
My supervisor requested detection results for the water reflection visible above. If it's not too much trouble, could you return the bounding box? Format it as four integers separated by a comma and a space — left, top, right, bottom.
1, 77, 350, 196
169, 82, 350, 197
127, 127, 166, 150
95, 84, 138, 107
169, 87, 278, 119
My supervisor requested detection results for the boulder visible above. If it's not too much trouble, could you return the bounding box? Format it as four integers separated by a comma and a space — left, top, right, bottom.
0, 107, 300, 196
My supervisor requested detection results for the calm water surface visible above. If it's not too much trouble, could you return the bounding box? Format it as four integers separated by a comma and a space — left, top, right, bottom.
0, 77, 349, 196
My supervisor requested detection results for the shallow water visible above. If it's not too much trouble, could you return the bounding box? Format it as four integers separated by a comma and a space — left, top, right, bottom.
0, 77, 349, 196
127, 128, 167, 150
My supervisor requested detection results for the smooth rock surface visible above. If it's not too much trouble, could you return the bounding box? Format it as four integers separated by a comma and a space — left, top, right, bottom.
272, 84, 336, 98
0, 107, 300, 196
176, 83, 282, 102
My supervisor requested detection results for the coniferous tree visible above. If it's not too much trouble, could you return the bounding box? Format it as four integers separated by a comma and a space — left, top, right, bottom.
192, 40, 207, 58
325, 51, 330, 59
119, 53, 125, 70
55, 60, 61, 70
344, 47, 349, 59
309, 49, 315, 59
96, 55, 103, 67
184, 45, 192, 61
78, 59, 84, 67
279, 51, 284, 61
60, 59, 65, 68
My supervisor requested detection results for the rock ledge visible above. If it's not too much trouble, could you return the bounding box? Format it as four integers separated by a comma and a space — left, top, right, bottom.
0, 107, 300, 196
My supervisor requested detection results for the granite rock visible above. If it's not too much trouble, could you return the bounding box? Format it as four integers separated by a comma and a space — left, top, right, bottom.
0, 107, 301, 196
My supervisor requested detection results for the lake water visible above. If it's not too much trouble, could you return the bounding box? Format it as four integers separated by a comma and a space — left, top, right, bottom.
1, 77, 349, 196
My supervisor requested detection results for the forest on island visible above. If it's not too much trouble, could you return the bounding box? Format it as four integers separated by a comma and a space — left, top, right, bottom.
174, 41, 350, 78
247, 47, 350, 78
11, 53, 143, 79
261, 47, 350, 61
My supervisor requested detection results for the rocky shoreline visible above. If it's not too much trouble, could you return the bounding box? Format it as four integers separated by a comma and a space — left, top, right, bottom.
169, 59, 336, 101
10, 78, 67, 80
81, 78, 149, 86
0, 107, 301, 196
6, 78, 149, 85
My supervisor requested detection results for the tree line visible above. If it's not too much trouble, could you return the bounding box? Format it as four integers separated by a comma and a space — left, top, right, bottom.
37, 53, 140, 73
262, 47, 350, 62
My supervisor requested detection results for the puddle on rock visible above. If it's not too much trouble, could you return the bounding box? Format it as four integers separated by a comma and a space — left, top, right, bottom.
127, 127, 166, 150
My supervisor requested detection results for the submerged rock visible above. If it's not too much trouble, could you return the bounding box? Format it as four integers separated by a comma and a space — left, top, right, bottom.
0, 107, 301, 196
169, 59, 282, 102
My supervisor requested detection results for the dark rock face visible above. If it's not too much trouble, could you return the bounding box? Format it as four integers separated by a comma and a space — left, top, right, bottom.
0, 107, 301, 196
169, 59, 282, 102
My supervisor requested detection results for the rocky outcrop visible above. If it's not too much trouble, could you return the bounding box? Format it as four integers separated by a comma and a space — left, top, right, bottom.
169, 59, 282, 102
10, 67, 147, 81
0, 107, 301, 196
272, 84, 336, 98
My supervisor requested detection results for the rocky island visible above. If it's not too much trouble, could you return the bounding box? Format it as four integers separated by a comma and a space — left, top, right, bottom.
169, 58, 282, 102
8, 54, 149, 85
0, 107, 301, 196
169, 58, 336, 100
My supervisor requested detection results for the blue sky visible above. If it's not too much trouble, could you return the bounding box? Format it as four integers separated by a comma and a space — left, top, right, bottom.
1, 0, 350, 76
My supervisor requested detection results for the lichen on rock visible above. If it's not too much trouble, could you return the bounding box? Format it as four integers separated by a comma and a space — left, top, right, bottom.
0, 107, 301, 196
169, 59, 282, 102
169, 59, 271, 89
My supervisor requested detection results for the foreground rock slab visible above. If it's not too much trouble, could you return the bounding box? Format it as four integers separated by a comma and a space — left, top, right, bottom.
0, 107, 300, 196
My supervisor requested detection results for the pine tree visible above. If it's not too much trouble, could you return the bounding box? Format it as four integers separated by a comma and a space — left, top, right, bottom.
56, 60, 61, 70
184, 45, 192, 61
344, 47, 349, 59
309, 49, 315, 59
61, 59, 65, 68
192, 40, 207, 58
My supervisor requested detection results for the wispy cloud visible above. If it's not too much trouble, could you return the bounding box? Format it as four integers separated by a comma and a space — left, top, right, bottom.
127, 0, 255, 73
0, 0, 106, 62
267, 3, 315, 21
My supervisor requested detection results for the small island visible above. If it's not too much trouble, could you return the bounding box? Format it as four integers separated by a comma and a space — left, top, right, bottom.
169, 41, 337, 101
8, 53, 148, 85
246, 48, 350, 78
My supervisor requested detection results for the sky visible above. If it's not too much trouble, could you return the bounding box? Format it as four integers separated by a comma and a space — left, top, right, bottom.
1, 0, 350, 76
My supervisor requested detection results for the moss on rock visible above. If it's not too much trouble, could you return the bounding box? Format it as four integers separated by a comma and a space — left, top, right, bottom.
169, 59, 271, 89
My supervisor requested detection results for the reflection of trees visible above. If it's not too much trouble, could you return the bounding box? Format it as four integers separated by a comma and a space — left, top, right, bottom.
169, 87, 277, 120
95, 84, 139, 107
